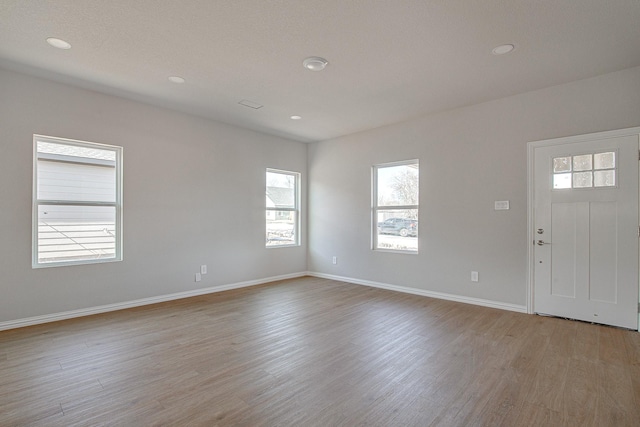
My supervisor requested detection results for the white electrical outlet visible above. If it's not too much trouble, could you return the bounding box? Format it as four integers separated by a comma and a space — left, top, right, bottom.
201, 265, 207, 274
332, 256, 337, 265
195, 273, 202, 282
471, 271, 479, 282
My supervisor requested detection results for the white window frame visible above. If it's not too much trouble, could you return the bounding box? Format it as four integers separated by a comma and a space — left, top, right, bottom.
372, 159, 419, 253
266, 168, 300, 248
32, 135, 123, 268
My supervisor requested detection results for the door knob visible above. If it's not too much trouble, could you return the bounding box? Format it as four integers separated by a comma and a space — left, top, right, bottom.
536, 240, 551, 246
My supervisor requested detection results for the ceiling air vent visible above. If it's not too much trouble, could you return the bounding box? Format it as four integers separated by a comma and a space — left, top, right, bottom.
238, 99, 263, 109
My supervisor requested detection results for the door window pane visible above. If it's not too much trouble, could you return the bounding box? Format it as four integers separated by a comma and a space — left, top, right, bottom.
553, 152, 616, 190
594, 152, 615, 170
553, 157, 571, 173
553, 173, 572, 189
572, 155, 592, 172
594, 170, 616, 187
573, 172, 593, 188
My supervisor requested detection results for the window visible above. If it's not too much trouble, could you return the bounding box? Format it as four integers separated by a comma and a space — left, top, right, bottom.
373, 160, 419, 252
553, 152, 616, 189
266, 169, 300, 247
33, 135, 123, 267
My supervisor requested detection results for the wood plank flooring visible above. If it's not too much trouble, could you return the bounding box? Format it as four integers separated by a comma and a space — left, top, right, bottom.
1, 276, 639, 426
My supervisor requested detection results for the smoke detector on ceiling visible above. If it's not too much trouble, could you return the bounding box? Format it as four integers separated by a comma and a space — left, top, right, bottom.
492, 44, 515, 55
303, 57, 329, 71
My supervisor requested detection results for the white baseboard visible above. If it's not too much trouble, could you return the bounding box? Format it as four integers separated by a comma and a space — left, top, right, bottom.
0, 272, 307, 331
307, 272, 528, 314
0, 271, 527, 332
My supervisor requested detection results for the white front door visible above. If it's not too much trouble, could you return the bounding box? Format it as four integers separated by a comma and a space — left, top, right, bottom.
533, 132, 639, 329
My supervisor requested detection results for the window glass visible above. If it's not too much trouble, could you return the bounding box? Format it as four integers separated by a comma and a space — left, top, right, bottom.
373, 161, 419, 253
552, 152, 616, 190
37, 205, 116, 264
573, 171, 592, 188
572, 155, 592, 172
594, 170, 615, 187
33, 135, 122, 267
376, 164, 418, 206
553, 173, 572, 189
553, 157, 571, 173
594, 152, 615, 170
266, 169, 300, 247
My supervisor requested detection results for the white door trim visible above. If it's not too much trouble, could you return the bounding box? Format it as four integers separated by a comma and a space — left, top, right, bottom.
527, 126, 640, 331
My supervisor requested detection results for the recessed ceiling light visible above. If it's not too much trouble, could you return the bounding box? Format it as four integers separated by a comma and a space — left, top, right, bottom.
492, 44, 515, 55
290, 115, 302, 120
46, 37, 71, 50
303, 57, 329, 71
168, 76, 185, 84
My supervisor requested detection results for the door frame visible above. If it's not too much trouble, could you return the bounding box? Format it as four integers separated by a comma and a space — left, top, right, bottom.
526, 126, 640, 331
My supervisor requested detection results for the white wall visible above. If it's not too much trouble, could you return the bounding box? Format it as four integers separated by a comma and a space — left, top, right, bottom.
4, 64, 640, 326
308, 66, 640, 307
0, 67, 308, 324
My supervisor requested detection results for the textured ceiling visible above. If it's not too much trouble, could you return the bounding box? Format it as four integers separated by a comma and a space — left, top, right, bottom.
1, 0, 640, 142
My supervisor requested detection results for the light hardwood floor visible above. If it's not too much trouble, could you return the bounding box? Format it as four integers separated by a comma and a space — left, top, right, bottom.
1, 276, 639, 426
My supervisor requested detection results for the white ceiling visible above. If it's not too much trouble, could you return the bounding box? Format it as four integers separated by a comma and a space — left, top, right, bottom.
2, 1, 640, 143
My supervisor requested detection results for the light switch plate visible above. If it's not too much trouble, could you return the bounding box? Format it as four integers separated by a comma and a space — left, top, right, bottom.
494, 200, 510, 210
